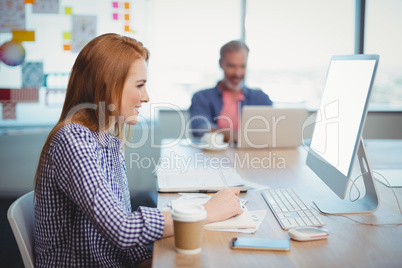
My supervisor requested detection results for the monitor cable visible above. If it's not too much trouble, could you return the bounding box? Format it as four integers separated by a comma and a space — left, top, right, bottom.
314, 170, 402, 227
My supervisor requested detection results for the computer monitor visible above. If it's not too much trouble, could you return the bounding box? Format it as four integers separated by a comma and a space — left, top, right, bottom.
306, 54, 380, 214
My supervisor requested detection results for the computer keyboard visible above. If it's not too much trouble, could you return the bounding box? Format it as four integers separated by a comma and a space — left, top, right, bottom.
262, 188, 325, 230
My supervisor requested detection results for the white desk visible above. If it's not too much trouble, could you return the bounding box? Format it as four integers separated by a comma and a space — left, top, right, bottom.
152, 139, 402, 268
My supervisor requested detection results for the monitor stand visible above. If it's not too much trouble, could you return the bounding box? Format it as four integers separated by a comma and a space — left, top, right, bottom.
313, 139, 381, 215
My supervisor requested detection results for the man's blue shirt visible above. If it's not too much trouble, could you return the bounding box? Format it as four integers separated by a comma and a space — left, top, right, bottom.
189, 83, 272, 137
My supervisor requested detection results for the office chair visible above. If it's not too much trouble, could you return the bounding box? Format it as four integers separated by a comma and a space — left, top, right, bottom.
7, 191, 35, 268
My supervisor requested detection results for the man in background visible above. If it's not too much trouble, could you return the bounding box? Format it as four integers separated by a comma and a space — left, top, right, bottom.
189, 40, 272, 142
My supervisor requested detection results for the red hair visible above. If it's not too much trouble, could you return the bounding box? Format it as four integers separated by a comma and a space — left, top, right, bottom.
34, 33, 150, 194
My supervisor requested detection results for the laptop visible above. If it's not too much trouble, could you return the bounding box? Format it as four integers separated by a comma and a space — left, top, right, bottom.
237, 106, 308, 149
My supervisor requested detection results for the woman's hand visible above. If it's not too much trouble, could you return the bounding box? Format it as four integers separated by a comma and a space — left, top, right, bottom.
161, 188, 243, 238
203, 188, 243, 224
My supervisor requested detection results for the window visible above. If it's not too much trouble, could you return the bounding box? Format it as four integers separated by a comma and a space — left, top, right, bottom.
0, 0, 400, 128
245, 0, 354, 107
365, 0, 402, 109
145, 0, 241, 109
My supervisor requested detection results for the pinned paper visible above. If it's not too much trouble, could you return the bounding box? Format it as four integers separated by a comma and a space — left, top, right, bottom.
124, 25, 135, 33
0, 88, 11, 101
72, 15, 97, 52
63, 44, 72, 51
124, 14, 130, 20
63, 32, 71, 40
11, 88, 40, 103
0, 88, 40, 102
0, 0, 26, 33
112, 1, 119, 8
22, 62, 45, 88
113, 13, 119, 20
65, 6, 72, 15
12, 30, 35, 42
63, 32, 72, 50
32, 0, 60, 14
46, 89, 66, 106
124, 2, 130, 9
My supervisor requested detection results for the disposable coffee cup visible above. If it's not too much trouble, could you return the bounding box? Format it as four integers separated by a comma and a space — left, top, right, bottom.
171, 203, 207, 254
200, 132, 224, 148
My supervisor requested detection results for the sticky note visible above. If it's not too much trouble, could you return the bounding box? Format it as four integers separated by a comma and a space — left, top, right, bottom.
63, 44, 72, 51
63, 32, 72, 40
112, 2, 119, 8
65, 7, 72, 15
124, 14, 130, 20
124, 25, 130, 32
113, 13, 119, 20
25, 0, 35, 4
124, 2, 129, 9
12, 30, 35, 42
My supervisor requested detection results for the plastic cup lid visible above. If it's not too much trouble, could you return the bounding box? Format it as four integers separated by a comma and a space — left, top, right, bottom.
171, 203, 207, 222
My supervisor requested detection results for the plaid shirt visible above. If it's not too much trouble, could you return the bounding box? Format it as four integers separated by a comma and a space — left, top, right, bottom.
34, 123, 164, 267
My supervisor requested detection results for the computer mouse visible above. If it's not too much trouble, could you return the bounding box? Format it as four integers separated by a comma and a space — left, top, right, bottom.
288, 227, 329, 241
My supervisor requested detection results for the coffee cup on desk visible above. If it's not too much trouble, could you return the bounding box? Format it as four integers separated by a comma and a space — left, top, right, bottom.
200, 132, 225, 148
171, 203, 207, 254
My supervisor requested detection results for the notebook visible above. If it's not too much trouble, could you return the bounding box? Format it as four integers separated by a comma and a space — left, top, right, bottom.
237, 106, 308, 149
156, 168, 247, 193
204, 206, 256, 229
170, 195, 257, 229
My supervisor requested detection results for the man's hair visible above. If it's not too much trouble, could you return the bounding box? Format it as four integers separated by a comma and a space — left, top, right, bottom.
220, 40, 249, 60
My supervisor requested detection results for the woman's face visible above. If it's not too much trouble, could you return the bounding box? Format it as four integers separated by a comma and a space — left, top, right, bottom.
119, 59, 149, 125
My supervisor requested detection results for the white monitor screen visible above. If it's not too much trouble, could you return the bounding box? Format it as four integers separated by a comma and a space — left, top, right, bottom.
310, 59, 376, 176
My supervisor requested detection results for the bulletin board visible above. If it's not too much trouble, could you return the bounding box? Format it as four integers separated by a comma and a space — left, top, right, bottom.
0, 0, 143, 126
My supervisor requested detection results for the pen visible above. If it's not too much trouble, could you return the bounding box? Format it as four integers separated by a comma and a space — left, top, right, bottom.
219, 168, 230, 188
219, 169, 241, 202
197, 190, 218, 193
